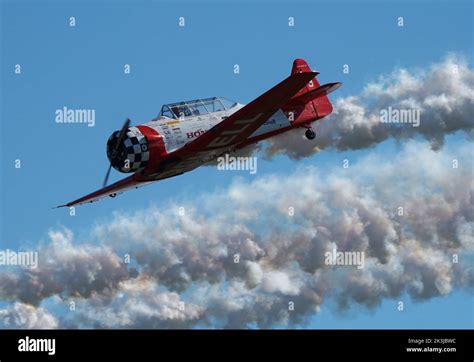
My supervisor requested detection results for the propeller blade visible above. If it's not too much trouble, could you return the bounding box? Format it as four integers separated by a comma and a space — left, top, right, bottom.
115, 118, 131, 152
103, 118, 131, 188
103, 164, 113, 188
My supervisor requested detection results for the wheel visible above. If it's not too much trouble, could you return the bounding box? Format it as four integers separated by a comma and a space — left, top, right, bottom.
305, 128, 316, 140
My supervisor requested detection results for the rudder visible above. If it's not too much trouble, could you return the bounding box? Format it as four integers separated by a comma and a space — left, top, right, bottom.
290, 58, 333, 118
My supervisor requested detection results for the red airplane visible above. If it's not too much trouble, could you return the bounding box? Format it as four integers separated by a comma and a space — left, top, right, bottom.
59, 58, 341, 207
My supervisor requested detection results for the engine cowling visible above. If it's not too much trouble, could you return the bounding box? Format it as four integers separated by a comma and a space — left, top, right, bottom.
106, 126, 150, 173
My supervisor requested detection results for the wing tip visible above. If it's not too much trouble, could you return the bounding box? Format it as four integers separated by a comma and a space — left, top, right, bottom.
53, 203, 71, 209
53, 175, 140, 209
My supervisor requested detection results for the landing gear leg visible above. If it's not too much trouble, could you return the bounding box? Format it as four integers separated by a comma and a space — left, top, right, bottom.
305, 128, 316, 140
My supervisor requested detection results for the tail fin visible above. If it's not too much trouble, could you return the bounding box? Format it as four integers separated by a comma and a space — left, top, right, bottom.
290, 58, 334, 118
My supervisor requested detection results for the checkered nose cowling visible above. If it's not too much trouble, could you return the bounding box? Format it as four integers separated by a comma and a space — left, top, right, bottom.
106, 127, 150, 173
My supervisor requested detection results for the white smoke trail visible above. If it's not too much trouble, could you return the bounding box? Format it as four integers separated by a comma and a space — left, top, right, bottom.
0, 139, 472, 328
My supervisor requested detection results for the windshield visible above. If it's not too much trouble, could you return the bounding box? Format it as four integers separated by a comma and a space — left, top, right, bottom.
160, 97, 237, 119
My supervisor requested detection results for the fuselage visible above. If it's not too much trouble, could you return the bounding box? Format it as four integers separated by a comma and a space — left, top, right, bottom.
106, 94, 331, 175
143, 103, 295, 154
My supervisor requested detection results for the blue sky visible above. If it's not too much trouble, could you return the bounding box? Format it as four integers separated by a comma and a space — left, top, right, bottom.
1, 0, 473, 328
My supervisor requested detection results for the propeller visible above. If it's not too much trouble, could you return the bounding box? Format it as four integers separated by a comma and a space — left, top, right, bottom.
103, 118, 131, 188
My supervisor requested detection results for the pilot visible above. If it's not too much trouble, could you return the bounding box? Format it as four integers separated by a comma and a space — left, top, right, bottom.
181, 106, 191, 117
171, 106, 180, 118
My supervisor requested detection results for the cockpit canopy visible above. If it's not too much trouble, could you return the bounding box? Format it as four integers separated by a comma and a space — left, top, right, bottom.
160, 97, 237, 119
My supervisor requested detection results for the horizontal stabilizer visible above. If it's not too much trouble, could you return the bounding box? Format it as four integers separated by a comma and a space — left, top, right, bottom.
286, 82, 342, 107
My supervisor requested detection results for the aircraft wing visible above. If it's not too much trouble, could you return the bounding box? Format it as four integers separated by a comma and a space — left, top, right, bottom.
140, 71, 317, 179
178, 71, 316, 153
